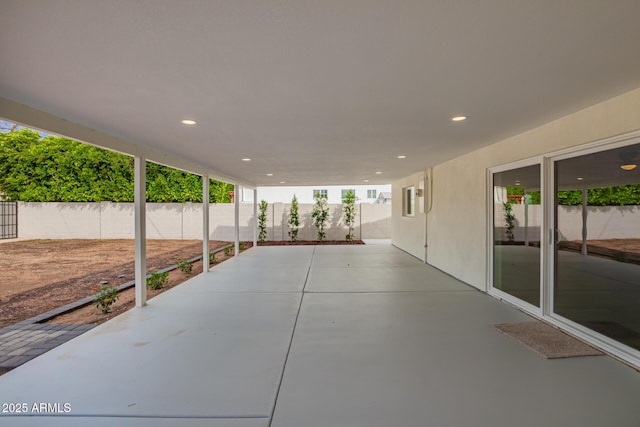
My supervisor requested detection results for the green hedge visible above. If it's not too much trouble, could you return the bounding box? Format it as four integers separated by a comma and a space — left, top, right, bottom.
0, 129, 233, 203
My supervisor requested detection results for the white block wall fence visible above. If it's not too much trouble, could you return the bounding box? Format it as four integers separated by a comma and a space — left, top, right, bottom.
493, 204, 640, 242
17, 202, 391, 241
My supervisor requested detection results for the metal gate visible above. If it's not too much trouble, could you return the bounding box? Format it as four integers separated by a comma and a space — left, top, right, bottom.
0, 202, 18, 239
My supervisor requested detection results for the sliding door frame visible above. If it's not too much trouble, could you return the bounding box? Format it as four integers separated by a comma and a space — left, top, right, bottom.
487, 156, 545, 317
488, 130, 640, 368
544, 130, 640, 367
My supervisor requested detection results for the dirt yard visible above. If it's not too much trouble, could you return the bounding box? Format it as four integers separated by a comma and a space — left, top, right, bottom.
579, 239, 640, 253
0, 239, 231, 328
259, 240, 364, 246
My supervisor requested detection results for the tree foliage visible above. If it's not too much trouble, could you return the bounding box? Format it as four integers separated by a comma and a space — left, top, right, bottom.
556, 186, 640, 206
505, 185, 640, 206
0, 129, 233, 202
258, 200, 268, 242
342, 190, 357, 241
311, 193, 329, 241
288, 194, 300, 242
503, 202, 515, 242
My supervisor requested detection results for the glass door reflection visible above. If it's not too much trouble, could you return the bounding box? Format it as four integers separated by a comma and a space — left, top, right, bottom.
554, 142, 640, 350
493, 164, 541, 307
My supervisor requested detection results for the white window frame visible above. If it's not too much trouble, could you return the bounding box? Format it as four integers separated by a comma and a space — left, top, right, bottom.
341, 189, 355, 199
403, 186, 415, 217
313, 189, 328, 198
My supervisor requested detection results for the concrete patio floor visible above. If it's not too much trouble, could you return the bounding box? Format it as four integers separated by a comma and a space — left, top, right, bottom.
0, 244, 639, 426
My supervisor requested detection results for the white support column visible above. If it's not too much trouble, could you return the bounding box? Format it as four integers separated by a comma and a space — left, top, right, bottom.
581, 188, 588, 256
134, 156, 147, 307
524, 193, 529, 247
253, 188, 258, 247
234, 184, 240, 257
203, 176, 210, 272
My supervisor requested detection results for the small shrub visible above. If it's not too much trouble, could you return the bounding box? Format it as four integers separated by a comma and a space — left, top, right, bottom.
93, 283, 119, 314
177, 258, 193, 274
147, 271, 169, 290
239, 241, 246, 251
209, 252, 217, 264
224, 245, 233, 256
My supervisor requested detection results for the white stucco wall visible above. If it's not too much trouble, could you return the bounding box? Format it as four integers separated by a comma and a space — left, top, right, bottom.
392, 87, 640, 290
391, 172, 427, 260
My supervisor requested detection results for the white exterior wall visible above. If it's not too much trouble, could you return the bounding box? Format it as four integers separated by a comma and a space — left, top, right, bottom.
391, 172, 426, 260
392, 87, 640, 290
257, 185, 391, 204
18, 202, 390, 241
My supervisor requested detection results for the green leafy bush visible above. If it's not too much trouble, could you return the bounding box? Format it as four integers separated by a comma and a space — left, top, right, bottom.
209, 252, 217, 264
224, 246, 233, 256
0, 128, 234, 203
93, 283, 119, 313
147, 271, 169, 290
177, 258, 193, 274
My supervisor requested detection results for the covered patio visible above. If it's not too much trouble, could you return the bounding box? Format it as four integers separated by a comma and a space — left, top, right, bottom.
0, 244, 638, 426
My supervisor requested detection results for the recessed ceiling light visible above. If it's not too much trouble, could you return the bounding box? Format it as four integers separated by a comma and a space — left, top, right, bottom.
451, 116, 467, 122
621, 164, 637, 171
577, 177, 584, 181
397, 155, 406, 159
280, 181, 286, 184
242, 158, 251, 162
363, 179, 369, 183
266, 173, 273, 176
514, 183, 521, 186
181, 119, 196, 125
375, 171, 382, 175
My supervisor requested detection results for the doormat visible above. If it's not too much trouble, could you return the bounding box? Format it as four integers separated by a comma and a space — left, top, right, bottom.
493, 321, 604, 359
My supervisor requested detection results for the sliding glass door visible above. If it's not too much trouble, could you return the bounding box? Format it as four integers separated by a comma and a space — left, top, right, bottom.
491, 163, 541, 308
552, 142, 640, 351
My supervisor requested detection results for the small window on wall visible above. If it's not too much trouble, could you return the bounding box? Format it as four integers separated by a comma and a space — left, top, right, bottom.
367, 189, 377, 199
403, 186, 415, 217
313, 189, 328, 198
341, 189, 355, 199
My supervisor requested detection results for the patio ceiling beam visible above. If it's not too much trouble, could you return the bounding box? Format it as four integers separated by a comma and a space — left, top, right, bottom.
134, 156, 147, 307
0, 97, 256, 189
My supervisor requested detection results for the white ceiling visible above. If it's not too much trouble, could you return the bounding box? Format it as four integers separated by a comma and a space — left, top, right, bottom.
2, 1, 640, 187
